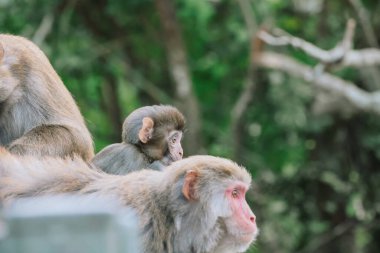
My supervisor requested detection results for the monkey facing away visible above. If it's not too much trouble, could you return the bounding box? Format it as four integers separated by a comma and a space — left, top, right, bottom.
92, 105, 185, 174
0, 148, 259, 253
0, 34, 93, 161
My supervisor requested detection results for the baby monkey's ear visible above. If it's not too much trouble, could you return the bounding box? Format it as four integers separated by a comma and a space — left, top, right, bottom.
138, 117, 154, 143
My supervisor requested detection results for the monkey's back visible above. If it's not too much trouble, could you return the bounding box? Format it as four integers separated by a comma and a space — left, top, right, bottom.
92, 143, 151, 174
0, 34, 93, 159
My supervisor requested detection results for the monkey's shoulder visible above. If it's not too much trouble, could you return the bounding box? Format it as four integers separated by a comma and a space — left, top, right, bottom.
94, 143, 142, 160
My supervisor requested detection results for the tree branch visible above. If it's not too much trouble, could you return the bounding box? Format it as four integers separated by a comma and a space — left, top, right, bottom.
258, 19, 356, 64
230, 0, 260, 160
255, 52, 380, 116
347, 0, 380, 91
129, 70, 172, 103
342, 49, 380, 67
348, 0, 379, 48
236, 0, 258, 35
33, 13, 54, 46
258, 19, 380, 68
33, 0, 75, 46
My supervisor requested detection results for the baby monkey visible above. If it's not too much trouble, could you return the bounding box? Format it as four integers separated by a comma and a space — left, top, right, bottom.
92, 105, 185, 174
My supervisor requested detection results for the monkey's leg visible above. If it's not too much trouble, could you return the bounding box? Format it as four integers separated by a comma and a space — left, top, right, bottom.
0, 76, 19, 102
8, 124, 91, 159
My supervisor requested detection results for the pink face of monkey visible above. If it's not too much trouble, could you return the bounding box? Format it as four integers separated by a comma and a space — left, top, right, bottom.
181, 166, 258, 253
224, 182, 258, 249
167, 130, 183, 161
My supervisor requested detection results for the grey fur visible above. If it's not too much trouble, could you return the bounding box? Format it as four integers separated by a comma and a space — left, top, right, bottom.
92, 144, 152, 174
92, 105, 185, 174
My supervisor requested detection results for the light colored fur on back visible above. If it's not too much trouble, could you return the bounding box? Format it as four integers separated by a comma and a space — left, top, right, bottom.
0, 148, 255, 253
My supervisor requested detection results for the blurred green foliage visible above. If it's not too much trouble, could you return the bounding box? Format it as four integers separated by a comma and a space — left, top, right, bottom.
1, 0, 380, 252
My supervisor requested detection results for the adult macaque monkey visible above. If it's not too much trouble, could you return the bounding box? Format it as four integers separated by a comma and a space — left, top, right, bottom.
0, 34, 93, 160
0, 149, 259, 253
92, 105, 185, 174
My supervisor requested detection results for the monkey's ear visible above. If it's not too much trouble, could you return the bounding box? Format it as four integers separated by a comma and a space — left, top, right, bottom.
182, 170, 199, 201
138, 117, 154, 143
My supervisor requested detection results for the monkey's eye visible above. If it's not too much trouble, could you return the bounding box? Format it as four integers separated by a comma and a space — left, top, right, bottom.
171, 138, 176, 144
231, 189, 239, 198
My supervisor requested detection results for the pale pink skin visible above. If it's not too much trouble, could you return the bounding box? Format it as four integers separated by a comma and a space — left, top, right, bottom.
159, 131, 183, 168
225, 183, 258, 244
167, 131, 183, 161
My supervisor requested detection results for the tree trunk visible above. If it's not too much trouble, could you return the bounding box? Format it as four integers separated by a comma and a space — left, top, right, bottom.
154, 0, 202, 155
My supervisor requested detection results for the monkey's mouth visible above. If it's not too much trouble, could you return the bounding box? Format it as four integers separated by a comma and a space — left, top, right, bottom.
239, 233, 256, 243
236, 228, 259, 243
168, 153, 183, 162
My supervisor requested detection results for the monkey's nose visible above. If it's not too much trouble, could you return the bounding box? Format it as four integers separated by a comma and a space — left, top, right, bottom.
250, 215, 256, 223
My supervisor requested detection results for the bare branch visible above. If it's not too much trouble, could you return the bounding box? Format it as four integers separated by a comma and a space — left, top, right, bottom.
131, 72, 172, 103
231, 0, 259, 160
155, 0, 202, 154
232, 0, 258, 120
236, 0, 258, 35
342, 49, 380, 67
255, 52, 380, 116
258, 19, 356, 64
81, 40, 173, 104
259, 19, 380, 68
348, 0, 379, 47
33, 13, 54, 46
348, 0, 380, 90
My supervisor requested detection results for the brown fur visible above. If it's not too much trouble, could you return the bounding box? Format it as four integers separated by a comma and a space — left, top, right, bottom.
0, 148, 257, 253
0, 34, 93, 161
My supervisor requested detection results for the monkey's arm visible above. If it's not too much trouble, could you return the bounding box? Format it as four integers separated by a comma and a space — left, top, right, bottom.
8, 124, 92, 160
